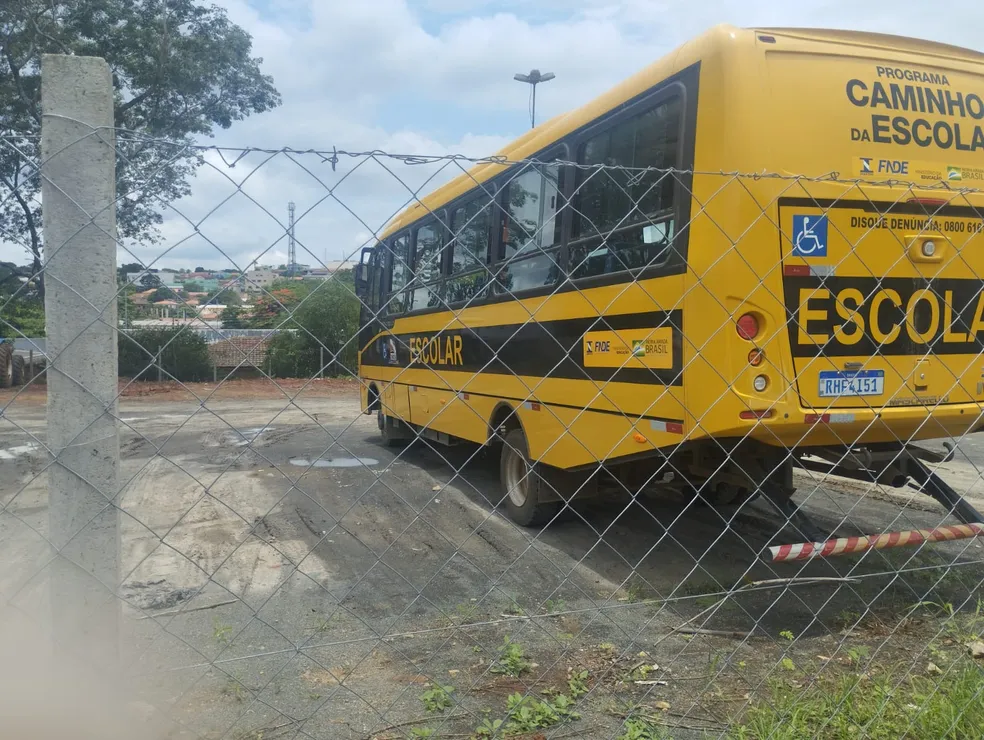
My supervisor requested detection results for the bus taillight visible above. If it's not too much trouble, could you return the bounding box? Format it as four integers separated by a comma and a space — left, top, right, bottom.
736, 313, 759, 341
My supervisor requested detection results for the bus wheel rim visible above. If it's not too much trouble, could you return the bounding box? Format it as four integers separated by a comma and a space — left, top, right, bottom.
505, 447, 528, 507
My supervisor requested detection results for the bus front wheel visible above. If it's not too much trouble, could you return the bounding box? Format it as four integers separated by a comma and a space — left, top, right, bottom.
499, 428, 559, 527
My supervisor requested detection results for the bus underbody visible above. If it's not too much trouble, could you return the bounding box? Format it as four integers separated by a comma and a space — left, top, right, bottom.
386, 409, 984, 562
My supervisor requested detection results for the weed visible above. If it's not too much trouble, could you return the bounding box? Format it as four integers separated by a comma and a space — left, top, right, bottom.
455, 601, 479, 623
544, 598, 567, 614
779, 630, 795, 641
845, 646, 870, 666
420, 684, 455, 713
221, 674, 247, 702
780, 658, 796, 672
409, 728, 436, 738
599, 642, 618, 654
213, 618, 233, 646
492, 636, 531, 677
312, 612, 341, 633
504, 691, 579, 734
833, 609, 862, 629
618, 715, 669, 740
472, 717, 503, 737
625, 580, 649, 603
732, 658, 984, 739
568, 669, 590, 698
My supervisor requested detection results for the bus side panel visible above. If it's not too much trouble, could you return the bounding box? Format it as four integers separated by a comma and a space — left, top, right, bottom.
408, 379, 491, 445
380, 379, 412, 423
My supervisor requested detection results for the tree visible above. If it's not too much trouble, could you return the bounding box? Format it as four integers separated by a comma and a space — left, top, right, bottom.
194, 266, 206, 273
149, 286, 174, 302
220, 305, 244, 329
139, 272, 163, 290
204, 287, 241, 306
247, 280, 313, 329
183, 280, 205, 293
119, 262, 145, 280
0, 1, 281, 298
119, 328, 212, 382
267, 277, 359, 378
1, 261, 44, 336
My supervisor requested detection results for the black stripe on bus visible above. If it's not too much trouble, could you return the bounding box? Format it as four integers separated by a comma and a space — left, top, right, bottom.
360, 309, 684, 387
385, 381, 685, 426
778, 196, 984, 219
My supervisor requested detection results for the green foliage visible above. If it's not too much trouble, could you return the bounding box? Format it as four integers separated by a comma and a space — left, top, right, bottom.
0, 1, 281, 289
732, 659, 984, 740
183, 281, 205, 293
204, 288, 242, 306
472, 717, 503, 737
149, 286, 175, 303
504, 691, 579, 734
419, 684, 454, 713
618, 716, 669, 740
220, 305, 245, 329
139, 273, 163, 290
408, 729, 436, 739
1, 295, 45, 337
491, 636, 531, 677
212, 619, 233, 646
247, 281, 312, 329
119, 328, 212, 382
544, 598, 566, 614
567, 670, 590, 699
265, 278, 359, 379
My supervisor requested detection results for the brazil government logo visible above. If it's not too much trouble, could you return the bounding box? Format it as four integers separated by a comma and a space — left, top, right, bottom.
632, 340, 646, 357
948, 165, 962, 181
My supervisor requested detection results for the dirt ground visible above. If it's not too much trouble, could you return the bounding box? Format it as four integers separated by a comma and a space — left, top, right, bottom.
1, 379, 983, 739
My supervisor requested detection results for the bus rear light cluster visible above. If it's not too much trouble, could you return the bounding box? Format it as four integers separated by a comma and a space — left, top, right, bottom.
736, 313, 759, 340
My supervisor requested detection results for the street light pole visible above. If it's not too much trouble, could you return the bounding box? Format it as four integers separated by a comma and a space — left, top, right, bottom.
514, 69, 555, 129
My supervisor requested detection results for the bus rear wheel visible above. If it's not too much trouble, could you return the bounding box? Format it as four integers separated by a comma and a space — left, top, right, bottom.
499, 428, 559, 527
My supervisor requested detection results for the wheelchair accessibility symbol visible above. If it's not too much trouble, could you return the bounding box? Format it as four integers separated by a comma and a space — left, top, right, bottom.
792, 214, 828, 257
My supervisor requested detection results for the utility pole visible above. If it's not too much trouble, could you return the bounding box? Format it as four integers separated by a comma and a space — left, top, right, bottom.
514, 69, 555, 129
287, 201, 297, 277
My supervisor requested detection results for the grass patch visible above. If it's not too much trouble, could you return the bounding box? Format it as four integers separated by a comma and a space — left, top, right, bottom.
732, 658, 984, 739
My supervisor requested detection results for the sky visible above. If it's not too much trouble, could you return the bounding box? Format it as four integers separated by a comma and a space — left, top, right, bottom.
5, 0, 984, 272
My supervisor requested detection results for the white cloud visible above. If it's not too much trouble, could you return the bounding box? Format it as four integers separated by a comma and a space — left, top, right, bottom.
4, 0, 984, 270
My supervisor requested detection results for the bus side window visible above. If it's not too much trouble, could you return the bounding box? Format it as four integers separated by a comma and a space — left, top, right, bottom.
495, 162, 566, 295
410, 221, 444, 311
447, 195, 492, 305
386, 233, 410, 315
570, 97, 681, 280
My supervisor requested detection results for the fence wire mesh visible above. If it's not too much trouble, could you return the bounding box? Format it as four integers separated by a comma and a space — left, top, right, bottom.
3, 115, 984, 740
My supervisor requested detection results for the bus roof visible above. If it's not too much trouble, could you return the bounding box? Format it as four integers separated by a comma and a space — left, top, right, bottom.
378, 24, 983, 241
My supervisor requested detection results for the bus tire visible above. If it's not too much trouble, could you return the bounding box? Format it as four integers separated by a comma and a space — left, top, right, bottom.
378, 409, 410, 447
499, 427, 559, 527
11, 354, 24, 386
0, 343, 12, 389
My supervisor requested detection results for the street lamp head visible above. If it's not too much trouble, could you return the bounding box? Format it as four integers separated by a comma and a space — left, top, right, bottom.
514, 69, 555, 85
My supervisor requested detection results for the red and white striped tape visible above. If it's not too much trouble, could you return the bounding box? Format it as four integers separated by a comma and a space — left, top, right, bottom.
769, 522, 984, 562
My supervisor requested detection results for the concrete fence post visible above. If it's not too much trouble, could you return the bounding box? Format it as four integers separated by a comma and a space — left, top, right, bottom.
41, 54, 120, 666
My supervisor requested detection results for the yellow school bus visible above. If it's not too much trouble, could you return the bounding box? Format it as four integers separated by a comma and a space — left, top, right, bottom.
355, 25, 984, 545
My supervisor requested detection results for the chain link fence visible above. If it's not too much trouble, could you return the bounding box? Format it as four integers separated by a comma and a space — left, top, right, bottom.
2, 56, 984, 740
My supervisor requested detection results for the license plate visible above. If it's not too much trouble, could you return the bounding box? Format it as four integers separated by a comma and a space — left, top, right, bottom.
818, 370, 885, 398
